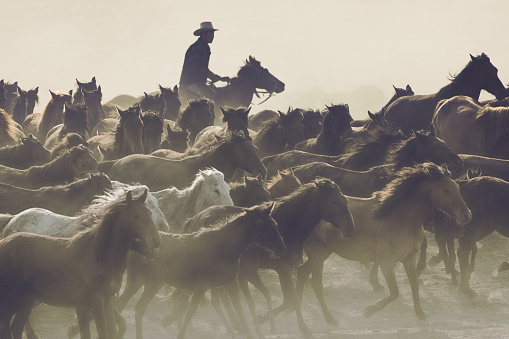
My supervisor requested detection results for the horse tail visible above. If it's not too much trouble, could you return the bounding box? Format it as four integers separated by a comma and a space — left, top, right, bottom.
97, 160, 116, 174
0, 213, 13, 237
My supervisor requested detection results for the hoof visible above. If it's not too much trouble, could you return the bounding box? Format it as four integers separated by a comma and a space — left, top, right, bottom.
363, 305, 377, 318
416, 310, 427, 321
498, 261, 509, 273
428, 255, 443, 267
324, 314, 338, 326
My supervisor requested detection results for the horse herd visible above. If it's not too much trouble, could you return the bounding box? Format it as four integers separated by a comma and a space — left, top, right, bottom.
0, 52, 509, 339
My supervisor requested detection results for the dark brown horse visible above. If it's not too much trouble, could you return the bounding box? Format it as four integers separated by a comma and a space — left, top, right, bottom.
83, 86, 106, 134
427, 173, 509, 296
0, 172, 112, 215
137, 92, 164, 114
87, 105, 144, 161
384, 53, 507, 135
22, 90, 73, 143
0, 145, 97, 189
193, 106, 251, 149
182, 178, 354, 337
44, 103, 88, 150
141, 110, 164, 154
453, 153, 509, 181
297, 163, 471, 324
293, 104, 353, 155
228, 174, 270, 207
159, 124, 189, 153
72, 76, 97, 105
433, 95, 509, 159
159, 84, 181, 121
2, 81, 19, 112
177, 98, 215, 143
351, 84, 414, 128
10, 86, 39, 125
0, 135, 50, 169
207, 56, 284, 124
265, 168, 302, 199
253, 107, 305, 157
107, 131, 266, 190
0, 189, 161, 339
116, 203, 285, 339
0, 80, 6, 110
339, 128, 464, 174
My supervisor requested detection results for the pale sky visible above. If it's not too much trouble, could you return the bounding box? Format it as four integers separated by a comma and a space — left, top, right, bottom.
2, 0, 508, 119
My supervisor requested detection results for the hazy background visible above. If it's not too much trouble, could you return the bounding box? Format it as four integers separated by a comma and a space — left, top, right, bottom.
2, 0, 508, 120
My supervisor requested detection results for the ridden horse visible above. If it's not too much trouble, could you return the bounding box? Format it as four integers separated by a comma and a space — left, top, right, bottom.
427, 173, 509, 296
294, 104, 353, 155
87, 105, 144, 160
141, 110, 164, 154
228, 174, 270, 207
159, 84, 181, 121
290, 161, 390, 198
72, 76, 97, 105
0, 172, 111, 216
351, 84, 414, 128
159, 124, 189, 153
116, 203, 285, 339
22, 89, 73, 143
265, 168, 302, 199
253, 107, 305, 157
297, 163, 471, 325
193, 106, 251, 149
83, 86, 106, 134
183, 178, 355, 337
0, 189, 161, 339
106, 131, 267, 190
177, 98, 215, 144
10, 86, 39, 125
0, 145, 97, 189
44, 103, 88, 150
49, 133, 88, 160
151, 168, 233, 233
433, 95, 509, 159
384, 53, 507, 135
339, 128, 464, 174
0, 134, 50, 169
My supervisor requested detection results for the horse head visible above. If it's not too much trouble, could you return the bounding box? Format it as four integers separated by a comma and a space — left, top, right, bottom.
239, 56, 285, 95
468, 53, 506, 100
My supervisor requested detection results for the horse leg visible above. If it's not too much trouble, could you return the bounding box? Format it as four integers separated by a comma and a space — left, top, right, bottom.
116, 271, 145, 313
91, 299, 108, 339
369, 261, 384, 292
457, 240, 476, 296
238, 271, 269, 336
403, 257, 426, 320
428, 232, 445, 267
470, 242, 478, 274
103, 296, 119, 339
113, 306, 126, 339
276, 266, 312, 338
176, 289, 207, 339
76, 306, 92, 339
363, 261, 399, 318
248, 271, 278, 332
219, 287, 243, 333
10, 298, 35, 339
224, 280, 255, 339
210, 287, 238, 337
309, 256, 338, 326
24, 316, 39, 339
161, 289, 188, 328
134, 281, 160, 339
446, 236, 459, 285
416, 237, 427, 277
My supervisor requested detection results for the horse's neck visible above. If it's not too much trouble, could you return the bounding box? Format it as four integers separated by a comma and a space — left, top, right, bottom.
0, 145, 22, 164
40, 101, 64, 133
228, 183, 246, 205
437, 77, 482, 101
213, 216, 258, 256
377, 188, 433, 229
206, 145, 237, 180
219, 77, 255, 107
27, 157, 74, 185
88, 220, 131, 274
12, 101, 26, 124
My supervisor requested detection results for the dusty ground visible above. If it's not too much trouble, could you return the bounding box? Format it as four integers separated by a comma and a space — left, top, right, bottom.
29, 231, 509, 339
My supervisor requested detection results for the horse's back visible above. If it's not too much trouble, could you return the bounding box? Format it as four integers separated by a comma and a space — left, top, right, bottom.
2, 207, 76, 238
384, 93, 439, 134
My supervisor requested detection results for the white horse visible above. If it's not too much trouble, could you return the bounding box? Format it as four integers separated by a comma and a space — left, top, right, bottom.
1, 183, 169, 238
151, 167, 233, 233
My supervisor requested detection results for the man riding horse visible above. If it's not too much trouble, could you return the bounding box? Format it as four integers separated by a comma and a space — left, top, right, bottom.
179, 21, 230, 105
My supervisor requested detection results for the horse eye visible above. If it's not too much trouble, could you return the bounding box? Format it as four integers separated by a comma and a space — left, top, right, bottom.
214, 189, 220, 194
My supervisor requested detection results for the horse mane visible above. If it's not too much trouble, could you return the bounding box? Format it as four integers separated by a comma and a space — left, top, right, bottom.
0, 108, 17, 144
387, 130, 435, 170
374, 162, 450, 218
437, 53, 490, 97
475, 106, 509, 139
39, 91, 69, 132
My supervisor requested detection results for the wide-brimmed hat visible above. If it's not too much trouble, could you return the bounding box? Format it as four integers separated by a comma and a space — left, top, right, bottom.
193, 22, 219, 36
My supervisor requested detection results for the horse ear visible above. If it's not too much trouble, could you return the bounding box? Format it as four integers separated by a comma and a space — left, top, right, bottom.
166, 124, 173, 134
34, 87, 39, 94
76, 79, 82, 87
429, 124, 436, 136
470, 54, 475, 61
126, 190, 133, 204
144, 92, 148, 98
173, 85, 178, 94
49, 90, 56, 98
467, 167, 482, 179
264, 202, 276, 215
69, 89, 73, 96
368, 111, 375, 119
406, 84, 412, 92
220, 107, 227, 116
139, 189, 148, 203
278, 170, 286, 178
97, 85, 101, 93
91, 76, 96, 85
256, 173, 263, 183
244, 107, 251, 116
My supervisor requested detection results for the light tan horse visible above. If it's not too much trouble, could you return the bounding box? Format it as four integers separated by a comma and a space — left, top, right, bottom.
433, 95, 509, 159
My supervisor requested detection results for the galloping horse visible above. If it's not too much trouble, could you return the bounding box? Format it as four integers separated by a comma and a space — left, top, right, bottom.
384, 53, 507, 135
0, 135, 50, 169
297, 163, 471, 324
0, 189, 161, 339
433, 95, 509, 159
